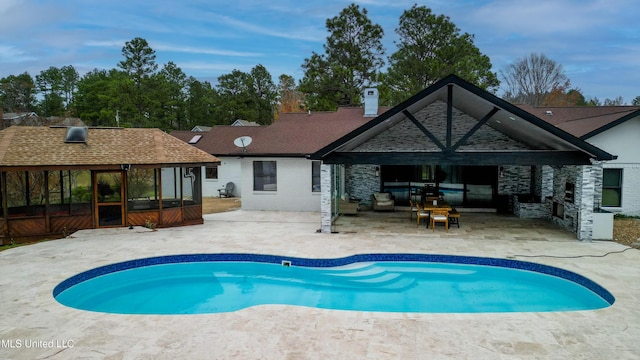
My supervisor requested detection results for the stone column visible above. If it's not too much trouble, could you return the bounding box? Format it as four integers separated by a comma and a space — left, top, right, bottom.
320, 163, 333, 233
576, 165, 596, 241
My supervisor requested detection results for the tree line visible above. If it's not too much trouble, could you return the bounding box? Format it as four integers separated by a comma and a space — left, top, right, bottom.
1, 3, 637, 132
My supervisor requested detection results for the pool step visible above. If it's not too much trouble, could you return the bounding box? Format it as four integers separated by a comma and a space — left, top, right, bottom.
320, 266, 417, 290
212, 265, 417, 291
319, 264, 387, 279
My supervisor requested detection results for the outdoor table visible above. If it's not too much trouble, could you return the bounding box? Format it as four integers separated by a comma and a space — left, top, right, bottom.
421, 200, 453, 229
421, 200, 452, 212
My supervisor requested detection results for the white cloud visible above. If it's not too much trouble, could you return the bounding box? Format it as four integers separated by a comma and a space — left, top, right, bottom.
205, 12, 325, 42
0, 45, 36, 63
467, 0, 631, 36
153, 44, 263, 58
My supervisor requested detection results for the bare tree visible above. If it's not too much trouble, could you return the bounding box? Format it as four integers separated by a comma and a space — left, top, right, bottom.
500, 53, 569, 106
603, 96, 625, 106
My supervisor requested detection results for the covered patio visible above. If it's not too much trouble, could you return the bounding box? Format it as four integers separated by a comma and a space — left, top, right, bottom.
331, 208, 577, 242
311, 75, 615, 241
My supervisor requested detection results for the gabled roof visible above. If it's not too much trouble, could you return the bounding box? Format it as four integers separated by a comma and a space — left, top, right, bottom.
0, 126, 220, 170
172, 107, 389, 157
311, 75, 615, 165
518, 104, 640, 139
173, 126, 266, 155
231, 119, 260, 126
191, 125, 212, 132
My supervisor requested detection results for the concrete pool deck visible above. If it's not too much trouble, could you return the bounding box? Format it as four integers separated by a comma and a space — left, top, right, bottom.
1, 210, 639, 359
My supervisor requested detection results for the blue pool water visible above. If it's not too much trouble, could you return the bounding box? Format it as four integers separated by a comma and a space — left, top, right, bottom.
53, 254, 614, 314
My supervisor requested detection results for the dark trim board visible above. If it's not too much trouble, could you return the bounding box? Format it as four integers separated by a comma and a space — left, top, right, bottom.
321, 151, 593, 166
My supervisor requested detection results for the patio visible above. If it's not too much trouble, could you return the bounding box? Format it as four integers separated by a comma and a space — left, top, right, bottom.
1, 210, 639, 359
332, 209, 577, 242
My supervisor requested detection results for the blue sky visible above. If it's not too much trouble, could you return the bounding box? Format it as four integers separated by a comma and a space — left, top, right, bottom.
1, 0, 638, 103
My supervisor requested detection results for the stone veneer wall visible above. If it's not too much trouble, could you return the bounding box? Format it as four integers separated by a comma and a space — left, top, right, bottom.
551, 166, 579, 233
345, 164, 381, 208
513, 196, 551, 218
549, 164, 599, 241
540, 165, 554, 198
497, 165, 532, 212
591, 160, 605, 210
354, 101, 534, 153
498, 165, 532, 195
320, 163, 333, 233
577, 165, 598, 241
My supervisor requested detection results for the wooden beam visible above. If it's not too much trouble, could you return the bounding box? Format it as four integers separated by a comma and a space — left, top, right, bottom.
402, 110, 446, 151
447, 85, 453, 149
321, 151, 593, 166
451, 107, 500, 151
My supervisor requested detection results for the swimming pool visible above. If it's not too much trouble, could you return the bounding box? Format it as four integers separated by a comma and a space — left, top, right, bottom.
53, 253, 614, 314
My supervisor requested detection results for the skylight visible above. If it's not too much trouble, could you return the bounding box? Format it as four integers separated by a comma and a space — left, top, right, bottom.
188, 134, 203, 144
65, 127, 88, 143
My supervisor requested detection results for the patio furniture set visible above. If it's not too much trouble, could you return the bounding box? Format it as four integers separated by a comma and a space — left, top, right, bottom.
340, 192, 460, 232
411, 197, 460, 232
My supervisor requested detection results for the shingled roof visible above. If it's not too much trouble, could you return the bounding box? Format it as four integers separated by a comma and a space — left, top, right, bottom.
171, 107, 389, 156
0, 126, 220, 170
517, 104, 640, 138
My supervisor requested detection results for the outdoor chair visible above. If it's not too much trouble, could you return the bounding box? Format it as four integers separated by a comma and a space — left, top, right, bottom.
371, 192, 395, 211
448, 208, 460, 228
338, 193, 359, 215
218, 182, 234, 198
430, 209, 449, 232
409, 199, 418, 220
415, 203, 431, 227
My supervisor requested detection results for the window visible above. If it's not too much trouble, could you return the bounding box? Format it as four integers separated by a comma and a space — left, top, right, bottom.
205, 166, 218, 179
161, 167, 181, 208
253, 161, 277, 191
182, 167, 201, 205
602, 169, 622, 207
127, 168, 159, 210
312, 161, 321, 192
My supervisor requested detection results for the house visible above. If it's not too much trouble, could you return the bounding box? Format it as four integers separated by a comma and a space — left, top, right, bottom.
310, 75, 616, 241
231, 119, 260, 127
519, 105, 640, 217
0, 107, 85, 129
171, 107, 386, 210
0, 126, 219, 244
191, 125, 212, 132
175, 75, 629, 241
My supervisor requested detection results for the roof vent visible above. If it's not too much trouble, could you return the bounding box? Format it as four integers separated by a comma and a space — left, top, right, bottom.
545, 110, 553, 115
65, 127, 88, 143
363, 88, 378, 117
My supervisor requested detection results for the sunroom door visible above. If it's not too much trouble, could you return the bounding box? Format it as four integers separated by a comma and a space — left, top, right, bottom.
94, 171, 124, 227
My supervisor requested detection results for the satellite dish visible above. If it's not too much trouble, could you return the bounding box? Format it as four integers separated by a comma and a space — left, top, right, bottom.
233, 136, 253, 152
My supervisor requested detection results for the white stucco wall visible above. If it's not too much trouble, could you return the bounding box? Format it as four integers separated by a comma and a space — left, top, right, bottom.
200, 156, 243, 198
586, 116, 640, 216
240, 157, 322, 211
